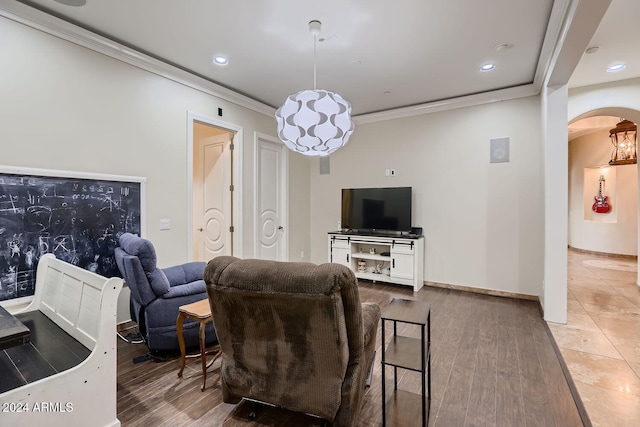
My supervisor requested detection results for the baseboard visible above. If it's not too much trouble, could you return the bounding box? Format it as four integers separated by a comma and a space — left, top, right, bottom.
425, 281, 538, 301
568, 245, 637, 260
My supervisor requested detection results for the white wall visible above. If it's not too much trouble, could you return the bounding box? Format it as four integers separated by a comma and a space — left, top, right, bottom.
0, 16, 310, 267
310, 96, 545, 296
542, 85, 569, 323
288, 153, 312, 262
569, 131, 638, 255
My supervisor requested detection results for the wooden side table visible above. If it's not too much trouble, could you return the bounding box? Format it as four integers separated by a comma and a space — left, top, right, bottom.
176, 298, 221, 391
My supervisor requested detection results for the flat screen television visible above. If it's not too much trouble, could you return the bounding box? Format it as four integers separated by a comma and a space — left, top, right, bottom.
341, 187, 412, 233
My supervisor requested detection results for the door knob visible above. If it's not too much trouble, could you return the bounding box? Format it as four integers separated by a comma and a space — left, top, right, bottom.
278, 226, 284, 230
197, 228, 203, 232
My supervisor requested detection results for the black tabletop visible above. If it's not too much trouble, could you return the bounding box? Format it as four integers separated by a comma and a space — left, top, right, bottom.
0, 304, 30, 350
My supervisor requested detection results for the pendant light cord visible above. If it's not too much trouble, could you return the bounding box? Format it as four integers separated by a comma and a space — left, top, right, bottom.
313, 32, 317, 90
309, 20, 321, 90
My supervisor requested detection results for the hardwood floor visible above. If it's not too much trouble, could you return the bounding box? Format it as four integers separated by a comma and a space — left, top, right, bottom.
117, 282, 584, 426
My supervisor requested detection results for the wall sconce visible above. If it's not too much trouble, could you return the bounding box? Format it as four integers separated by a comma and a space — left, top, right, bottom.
609, 119, 637, 165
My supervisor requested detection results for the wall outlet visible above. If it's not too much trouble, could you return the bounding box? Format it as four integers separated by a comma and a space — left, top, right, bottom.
300, 251, 305, 259
159, 218, 171, 230
337, 220, 341, 229
390, 169, 396, 176
385, 169, 390, 176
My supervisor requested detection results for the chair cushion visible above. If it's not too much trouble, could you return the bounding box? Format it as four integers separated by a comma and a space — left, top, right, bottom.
119, 233, 157, 271
119, 233, 170, 296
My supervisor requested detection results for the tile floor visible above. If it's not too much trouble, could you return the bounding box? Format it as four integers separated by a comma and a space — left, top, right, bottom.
547, 249, 640, 426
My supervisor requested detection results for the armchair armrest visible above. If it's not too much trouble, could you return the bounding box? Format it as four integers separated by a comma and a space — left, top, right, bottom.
361, 302, 381, 347
161, 280, 207, 299
163, 262, 207, 287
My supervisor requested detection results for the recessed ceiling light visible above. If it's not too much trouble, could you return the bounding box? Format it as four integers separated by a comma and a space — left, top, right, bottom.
494, 43, 512, 52
213, 56, 228, 65
480, 63, 496, 72
607, 63, 625, 72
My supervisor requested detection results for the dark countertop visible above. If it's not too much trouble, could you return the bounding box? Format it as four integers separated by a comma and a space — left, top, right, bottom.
328, 230, 423, 239
0, 304, 30, 350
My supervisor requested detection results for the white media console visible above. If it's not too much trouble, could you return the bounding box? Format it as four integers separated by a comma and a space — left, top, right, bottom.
328, 232, 424, 292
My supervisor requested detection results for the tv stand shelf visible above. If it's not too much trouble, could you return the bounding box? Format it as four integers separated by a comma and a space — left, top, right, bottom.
328, 232, 424, 292
352, 252, 391, 261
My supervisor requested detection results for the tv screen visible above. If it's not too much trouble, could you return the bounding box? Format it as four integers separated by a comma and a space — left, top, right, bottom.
341, 187, 412, 233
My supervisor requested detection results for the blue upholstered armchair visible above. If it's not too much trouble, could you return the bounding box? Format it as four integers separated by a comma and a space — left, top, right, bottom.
114, 233, 217, 352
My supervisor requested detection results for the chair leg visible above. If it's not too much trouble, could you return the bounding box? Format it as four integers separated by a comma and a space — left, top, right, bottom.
176, 312, 187, 378
366, 350, 376, 388
199, 319, 207, 391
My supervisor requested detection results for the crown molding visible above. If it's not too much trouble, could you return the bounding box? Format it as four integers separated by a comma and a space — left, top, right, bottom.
353, 84, 539, 125
0, 1, 276, 117
534, 0, 572, 92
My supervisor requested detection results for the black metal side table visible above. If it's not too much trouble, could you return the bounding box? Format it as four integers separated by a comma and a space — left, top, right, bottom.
381, 298, 431, 427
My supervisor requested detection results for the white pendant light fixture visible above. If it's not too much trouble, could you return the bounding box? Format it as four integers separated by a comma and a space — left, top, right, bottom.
275, 20, 355, 157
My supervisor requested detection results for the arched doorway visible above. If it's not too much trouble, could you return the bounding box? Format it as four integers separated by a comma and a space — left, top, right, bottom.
568, 108, 640, 285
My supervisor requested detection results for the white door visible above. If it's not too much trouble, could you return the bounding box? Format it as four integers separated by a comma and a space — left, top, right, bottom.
390, 244, 415, 280
330, 240, 352, 269
193, 124, 233, 261
255, 134, 288, 260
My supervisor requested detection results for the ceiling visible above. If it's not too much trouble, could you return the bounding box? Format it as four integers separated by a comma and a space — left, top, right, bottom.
7, 0, 640, 119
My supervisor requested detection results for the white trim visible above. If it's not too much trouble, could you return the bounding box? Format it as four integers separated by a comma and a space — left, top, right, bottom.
253, 132, 289, 261
0, 296, 33, 311
186, 111, 244, 260
354, 84, 539, 125
0, 165, 145, 184
534, 0, 572, 90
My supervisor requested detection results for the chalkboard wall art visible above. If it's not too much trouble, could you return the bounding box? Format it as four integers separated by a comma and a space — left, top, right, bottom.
0, 167, 145, 303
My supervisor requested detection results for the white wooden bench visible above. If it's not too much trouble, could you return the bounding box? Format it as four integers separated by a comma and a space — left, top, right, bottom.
0, 253, 123, 427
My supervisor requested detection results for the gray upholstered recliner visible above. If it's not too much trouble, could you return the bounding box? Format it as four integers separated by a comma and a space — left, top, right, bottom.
204, 256, 380, 427
114, 233, 217, 352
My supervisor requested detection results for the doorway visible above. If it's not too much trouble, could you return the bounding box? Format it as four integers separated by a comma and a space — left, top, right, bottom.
567, 111, 640, 277
187, 111, 243, 261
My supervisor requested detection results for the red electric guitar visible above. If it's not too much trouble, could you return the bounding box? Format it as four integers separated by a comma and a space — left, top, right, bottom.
592, 175, 611, 213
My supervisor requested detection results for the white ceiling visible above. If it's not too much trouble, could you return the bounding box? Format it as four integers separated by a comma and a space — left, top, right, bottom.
8, 0, 640, 119
568, 115, 619, 141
